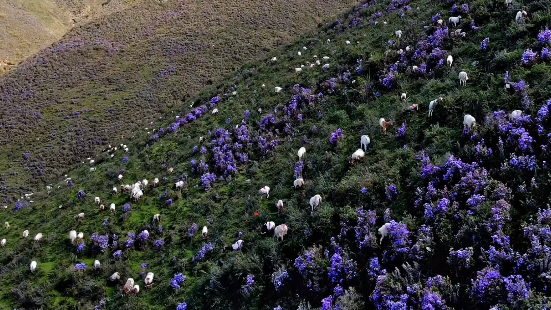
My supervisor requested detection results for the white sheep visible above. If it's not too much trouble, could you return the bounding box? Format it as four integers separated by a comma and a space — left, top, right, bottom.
94, 197, 101, 204
395, 30, 402, 38
22, 230, 29, 238
118, 174, 123, 180
505, 0, 513, 6
212, 108, 219, 114
77, 232, 84, 241
259, 186, 270, 198
360, 135, 370, 151
123, 278, 135, 295
266, 221, 276, 231
1, 239, 6, 247
515, 10, 527, 23
153, 214, 161, 222
75, 213, 85, 221
232, 240, 244, 250
351, 149, 365, 163
34, 233, 43, 242
167, 167, 174, 174
447, 55, 453, 66
275, 87, 282, 93
30, 261, 37, 272
449, 16, 462, 27
202, 226, 208, 238
294, 178, 305, 188
297, 51, 301, 56
94, 260, 101, 270
175, 181, 184, 189
276, 200, 284, 213
406, 46, 412, 52
428, 97, 443, 117
400, 93, 407, 103
69, 230, 77, 244
345, 40, 351, 45
295, 68, 302, 72
509, 110, 522, 120
153, 178, 159, 187
145, 272, 154, 287
297, 147, 306, 161
309, 194, 322, 212
378, 223, 389, 243
110, 203, 116, 214
142, 179, 148, 187
274, 224, 288, 241
90, 167, 96, 172
109, 272, 120, 281
459, 71, 468, 86
463, 114, 476, 130
271, 57, 277, 62
112, 187, 118, 194
99, 204, 105, 211
412, 65, 419, 72
4, 222, 8, 229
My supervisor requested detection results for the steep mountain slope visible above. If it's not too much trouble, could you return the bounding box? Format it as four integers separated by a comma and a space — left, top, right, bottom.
0, 0, 358, 202
0, 0, 144, 72
1, 0, 551, 309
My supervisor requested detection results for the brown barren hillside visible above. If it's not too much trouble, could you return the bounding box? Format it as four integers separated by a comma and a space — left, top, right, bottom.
0, 0, 357, 201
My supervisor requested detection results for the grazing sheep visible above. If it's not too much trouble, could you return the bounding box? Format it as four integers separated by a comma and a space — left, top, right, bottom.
360, 135, 370, 151
295, 67, 302, 72
175, 181, 184, 190
405, 45, 412, 52
118, 174, 123, 181
94, 197, 101, 204
153, 214, 161, 222
109, 272, 120, 281
259, 186, 270, 198
271, 57, 277, 62
212, 108, 219, 114
232, 240, 244, 250
276, 200, 284, 213
99, 204, 105, 211
46, 185, 52, 191
412, 65, 419, 72
142, 179, 148, 187
437, 19, 443, 25
351, 149, 365, 164
131, 187, 143, 201
448, 16, 462, 27
34, 233, 43, 242
145, 272, 154, 288
297, 51, 301, 56
509, 110, 522, 120
401, 93, 407, 103
22, 230, 29, 238
75, 213, 85, 221
167, 167, 174, 174
123, 278, 135, 295
407, 104, 419, 112
112, 187, 118, 194
309, 195, 322, 212
428, 97, 443, 117
505, 0, 513, 6
297, 147, 306, 160
395, 30, 402, 38
293, 178, 305, 188
110, 203, 116, 214
4, 222, 8, 229
378, 223, 389, 243
69, 230, 77, 244
515, 10, 527, 23
345, 40, 351, 45
275, 87, 282, 93
153, 178, 159, 187
30, 261, 37, 272
265, 221, 276, 232
1, 239, 6, 247
459, 71, 468, 86
379, 118, 394, 134
77, 232, 84, 241
94, 260, 101, 270
202, 226, 208, 238
274, 224, 288, 241
463, 114, 476, 130
447, 55, 453, 66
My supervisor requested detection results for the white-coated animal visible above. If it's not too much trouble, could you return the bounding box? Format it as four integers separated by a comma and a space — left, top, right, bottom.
34, 233, 43, 242
459, 71, 468, 86
297, 147, 306, 160
294, 178, 304, 188
77, 232, 84, 241
360, 135, 370, 151
401, 93, 407, 103
94, 260, 101, 270
412, 65, 419, 72
95, 197, 101, 204
276, 200, 284, 213
509, 110, 522, 120
266, 221, 276, 231
351, 149, 365, 163
99, 204, 105, 211
110, 203, 116, 214
1, 239, 6, 247
69, 230, 77, 244
379, 118, 394, 134
212, 108, 219, 114
259, 186, 270, 198
428, 97, 443, 117
123, 278, 135, 295
30, 261, 37, 272
395, 30, 402, 38
232, 240, 244, 250
109, 272, 120, 281
22, 230, 29, 238
515, 10, 527, 23
447, 55, 453, 66
142, 179, 148, 187
274, 224, 288, 241
449, 16, 462, 27
271, 57, 277, 62
4, 222, 8, 229
175, 181, 184, 189
202, 226, 208, 238
295, 68, 302, 72
309, 194, 322, 212
463, 114, 476, 130
275, 87, 282, 93
112, 187, 118, 194
378, 223, 389, 243
118, 174, 123, 180
145, 272, 154, 287
75, 212, 85, 221
153, 214, 161, 222
153, 178, 159, 187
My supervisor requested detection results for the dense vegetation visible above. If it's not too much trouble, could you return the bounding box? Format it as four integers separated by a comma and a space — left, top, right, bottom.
0, 0, 357, 200
1, 0, 551, 309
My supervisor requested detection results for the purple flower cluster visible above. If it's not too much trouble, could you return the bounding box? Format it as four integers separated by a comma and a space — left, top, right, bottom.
330, 129, 343, 145
188, 223, 198, 238
192, 243, 213, 262
272, 269, 289, 291
74, 263, 86, 271
241, 274, 255, 294
396, 123, 406, 138
77, 190, 85, 200
171, 273, 186, 290
386, 184, 398, 201
481, 38, 489, 50
521, 49, 538, 66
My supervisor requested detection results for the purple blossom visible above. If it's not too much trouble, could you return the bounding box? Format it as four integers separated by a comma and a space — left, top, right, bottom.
74, 263, 86, 271
386, 184, 398, 201
192, 243, 213, 262
330, 129, 343, 145
76, 243, 85, 253
122, 203, 131, 213
396, 123, 406, 138
480, 38, 489, 50
188, 223, 198, 238
171, 273, 186, 290
113, 250, 122, 259
272, 269, 289, 291
77, 190, 85, 200
154, 240, 165, 248
176, 302, 187, 310
521, 49, 538, 66
538, 27, 551, 45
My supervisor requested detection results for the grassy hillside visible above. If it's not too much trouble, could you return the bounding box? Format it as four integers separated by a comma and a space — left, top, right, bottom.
0, 0, 358, 202
1, 0, 551, 309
